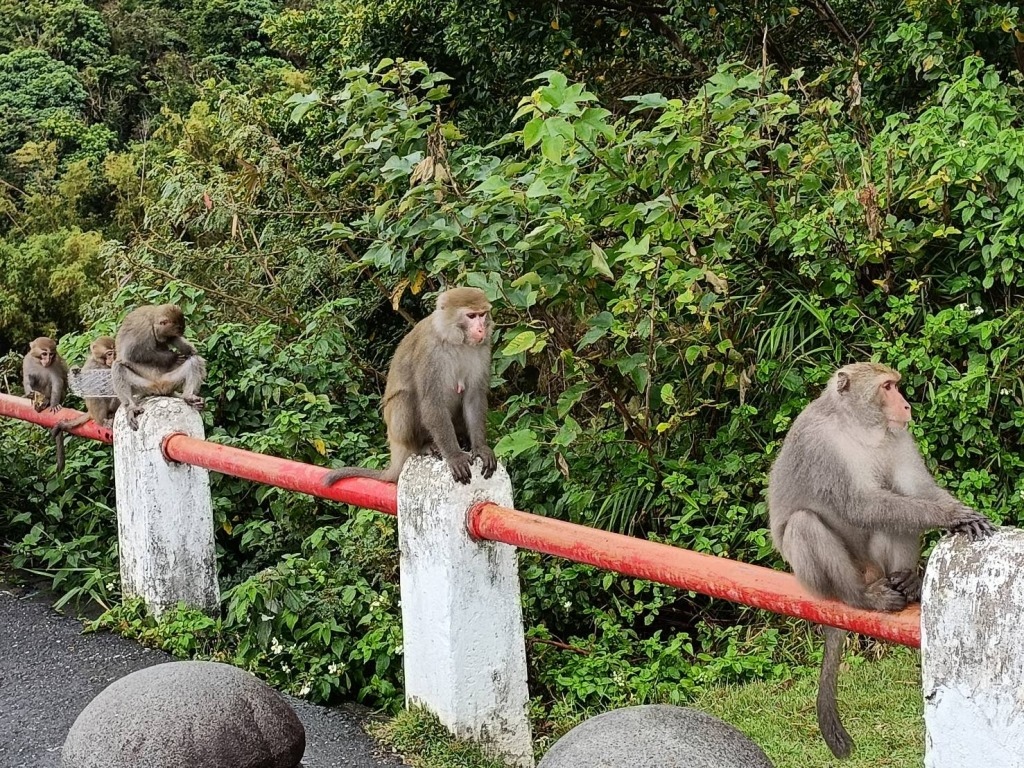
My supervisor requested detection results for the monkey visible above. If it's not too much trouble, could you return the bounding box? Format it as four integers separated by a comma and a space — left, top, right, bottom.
323, 287, 498, 486
767, 362, 996, 758
49, 336, 119, 472
23, 337, 68, 413
22, 337, 71, 472
111, 304, 207, 430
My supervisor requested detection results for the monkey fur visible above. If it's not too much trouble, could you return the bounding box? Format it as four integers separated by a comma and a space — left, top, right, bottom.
111, 304, 207, 430
22, 336, 70, 472
324, 287, 498, 486
767, 361, 995, 758
50, 336, 119, 472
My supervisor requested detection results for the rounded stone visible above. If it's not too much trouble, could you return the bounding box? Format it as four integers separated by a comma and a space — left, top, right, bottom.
61, 660, 305, 768
538, 704, 774, 768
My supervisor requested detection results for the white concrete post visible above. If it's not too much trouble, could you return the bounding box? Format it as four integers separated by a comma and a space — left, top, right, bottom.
113, 397, 219, 617
398, 455, 534, 768
922, 527, 1024, 767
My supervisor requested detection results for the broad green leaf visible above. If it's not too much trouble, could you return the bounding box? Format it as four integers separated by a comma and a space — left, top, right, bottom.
502, 331, 537, 356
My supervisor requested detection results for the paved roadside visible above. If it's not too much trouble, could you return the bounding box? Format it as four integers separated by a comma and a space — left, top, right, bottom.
0, 583, 406, 768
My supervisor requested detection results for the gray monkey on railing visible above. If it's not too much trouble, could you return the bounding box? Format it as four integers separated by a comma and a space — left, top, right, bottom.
767, 361, 995, 758
323, 286, 497, 486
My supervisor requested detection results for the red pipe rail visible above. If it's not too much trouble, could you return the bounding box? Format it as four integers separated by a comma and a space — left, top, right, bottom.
0, 391, 920, 647
469, 502, 920, 647
0, 392, 113, 444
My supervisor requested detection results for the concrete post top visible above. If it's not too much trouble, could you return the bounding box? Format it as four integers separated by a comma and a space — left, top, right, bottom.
398, 455, 513, 518
113, 397, 206, 447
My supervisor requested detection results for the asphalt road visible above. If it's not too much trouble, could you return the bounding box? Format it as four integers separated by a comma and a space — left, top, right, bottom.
0, 582, 406, 768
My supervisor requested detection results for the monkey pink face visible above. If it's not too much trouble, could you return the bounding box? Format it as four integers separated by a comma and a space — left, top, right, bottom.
879, 376, 912, 429
34, 347, 56, 367
462, 309, 490, 345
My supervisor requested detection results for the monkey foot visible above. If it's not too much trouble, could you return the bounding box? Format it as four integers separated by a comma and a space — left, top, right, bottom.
865, 577, 907, 612
887, 570, 922, 603
182, 395, 205, 411
126, 406, 145, 430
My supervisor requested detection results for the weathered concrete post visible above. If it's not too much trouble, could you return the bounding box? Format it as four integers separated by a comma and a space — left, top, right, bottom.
397, 455, 534, 768
113, 397, 219, 617
922, 527, 1024, 767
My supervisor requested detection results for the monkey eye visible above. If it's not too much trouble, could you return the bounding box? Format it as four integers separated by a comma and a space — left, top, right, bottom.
883, 381, 894, 391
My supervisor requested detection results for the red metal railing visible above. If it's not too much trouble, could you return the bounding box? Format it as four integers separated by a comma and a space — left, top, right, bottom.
0, 391, 921, 647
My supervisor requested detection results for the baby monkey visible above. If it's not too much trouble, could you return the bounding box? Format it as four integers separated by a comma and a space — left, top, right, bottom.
324, 287, 497, 486
50, 336, 119, 472
23, 337, 68, 413
767, 362, 995, 758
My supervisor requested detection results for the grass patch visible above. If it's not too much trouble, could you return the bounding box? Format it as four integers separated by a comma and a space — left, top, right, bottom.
691, 646, 924, 768
370, 647, 923, 768
368, 706, 511, 768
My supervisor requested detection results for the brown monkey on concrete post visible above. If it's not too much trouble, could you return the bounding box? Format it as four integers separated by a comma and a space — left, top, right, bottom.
323, 286, 497, 486
50, 336, 119, 472
767, 362, 995, 758
23, 337, 69, 413
111, 304, 207, 430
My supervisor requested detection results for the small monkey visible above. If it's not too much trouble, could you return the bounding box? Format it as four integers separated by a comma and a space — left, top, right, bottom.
50, 336, 119, 472
767, 362, 995, 758
111, 304, 207, 430
324, 287, 497, 486
23, 337, 68, 413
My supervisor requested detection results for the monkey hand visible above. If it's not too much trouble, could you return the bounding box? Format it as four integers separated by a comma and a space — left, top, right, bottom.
446, 452, 474, 485
472, 445, 497, 479
48, 403, 61, 413
947, 507, 996, 541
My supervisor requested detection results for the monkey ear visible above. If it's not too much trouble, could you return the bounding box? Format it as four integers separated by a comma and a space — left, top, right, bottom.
836, 371, 851, 393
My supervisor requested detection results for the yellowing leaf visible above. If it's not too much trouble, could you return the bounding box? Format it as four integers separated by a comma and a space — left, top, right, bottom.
788, 6, 800, 15
551, 18, 559, 29
390, 279, 409, 309
1016, 30, 1024, 42
502, 330, 537, 356
619, 26, 629, 36
1000, 18, 1013, 32
222, 520, 233, 534
312, 438, 327, 456
708, 7, 718, 18
508, 11, 516, 20
411, 271, 426, 294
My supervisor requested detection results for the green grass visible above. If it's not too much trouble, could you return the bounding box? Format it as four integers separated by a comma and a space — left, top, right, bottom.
691, 647, 924, 768
368, 707, 511, 768
371, 648, 924, 768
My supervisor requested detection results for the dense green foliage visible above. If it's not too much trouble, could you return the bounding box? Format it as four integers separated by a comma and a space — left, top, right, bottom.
2, 0, 1023, 738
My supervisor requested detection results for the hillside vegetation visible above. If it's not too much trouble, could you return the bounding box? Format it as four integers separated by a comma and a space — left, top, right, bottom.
1, 0, 1022, 753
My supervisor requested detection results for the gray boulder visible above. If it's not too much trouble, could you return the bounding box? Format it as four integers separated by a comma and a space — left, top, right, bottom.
61, 660, 305, 768
538, 704, 773, 768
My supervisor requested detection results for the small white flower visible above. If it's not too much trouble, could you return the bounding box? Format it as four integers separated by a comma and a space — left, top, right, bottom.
282, 663, 291, 673
563, 599, 572, 611
1000, 388, 1010, 395
973, 306, 984, 316
298, 683, 311, 697
395, 644, 403, 654
328, 663, 340, 675
105, 582, 115, 591
271, 638, 284, 655
956, 303, 968, 311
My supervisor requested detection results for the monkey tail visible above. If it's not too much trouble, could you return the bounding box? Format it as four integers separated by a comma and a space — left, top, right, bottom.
53, 430, 66, 474
817, 625, 854, 758
50, 415, 91, 475
322, 466, 397, 486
